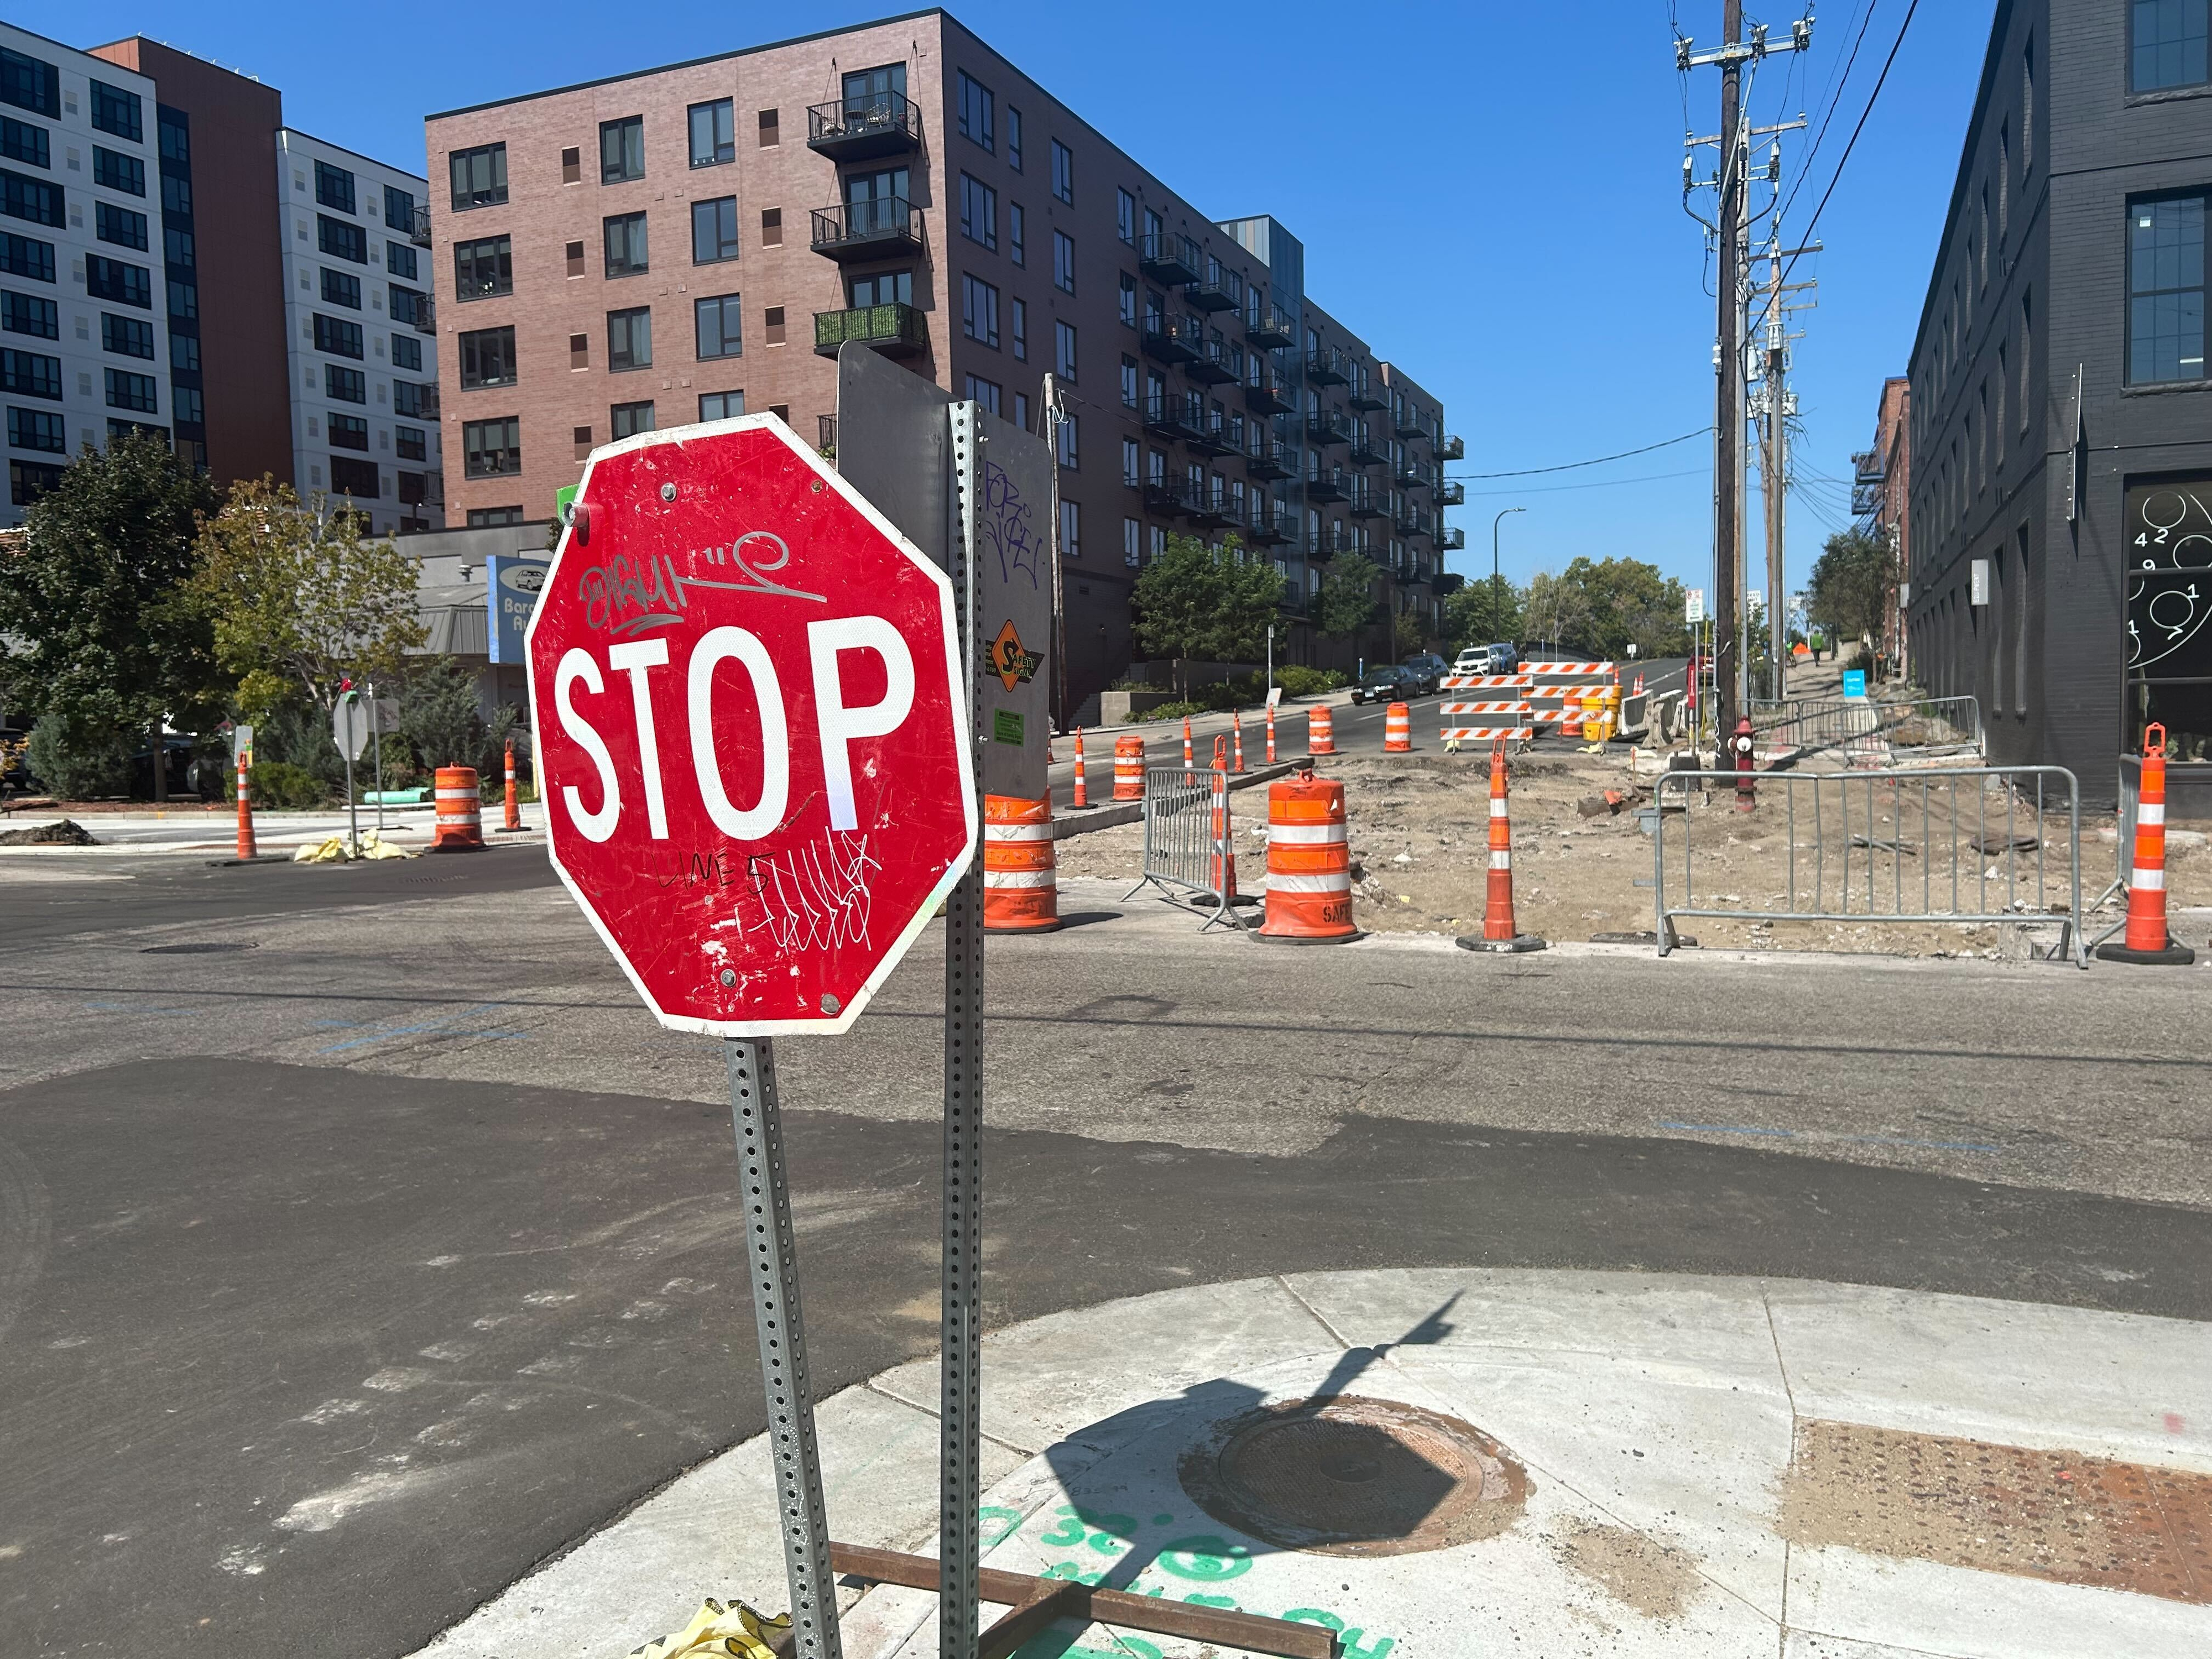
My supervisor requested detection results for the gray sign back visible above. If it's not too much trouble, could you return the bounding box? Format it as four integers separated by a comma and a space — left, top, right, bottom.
835, 345, 1052, 801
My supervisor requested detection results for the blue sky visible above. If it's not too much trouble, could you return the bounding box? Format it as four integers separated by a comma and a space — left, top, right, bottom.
31, 0, 1997, 597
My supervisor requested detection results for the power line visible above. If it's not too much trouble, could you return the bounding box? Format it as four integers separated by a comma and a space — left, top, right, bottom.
1449, 426, 1713, 479
1459, 467, 1709, 499
1778, 0, 1881, 227
1783, 0, 1921, 283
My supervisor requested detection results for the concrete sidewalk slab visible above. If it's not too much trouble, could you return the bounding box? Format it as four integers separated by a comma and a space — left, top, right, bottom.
408, 1270, 2212, 1659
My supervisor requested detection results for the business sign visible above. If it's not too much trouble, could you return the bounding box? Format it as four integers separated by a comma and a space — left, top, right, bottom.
1686, 588, 1705, 624
488, 554, 549, 664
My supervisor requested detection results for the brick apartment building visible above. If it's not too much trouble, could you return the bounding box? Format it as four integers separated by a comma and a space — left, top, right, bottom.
1851, 374, 1911, 669
421, 8, 1462, 715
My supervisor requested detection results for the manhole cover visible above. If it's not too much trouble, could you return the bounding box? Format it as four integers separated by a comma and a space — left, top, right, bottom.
140, 941, 258, 954
1178, 1395, 1529, 1557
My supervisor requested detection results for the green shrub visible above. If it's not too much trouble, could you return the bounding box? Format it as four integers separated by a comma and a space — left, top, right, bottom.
1138, 700, 1208, 722
25, 716, 132, 799
244, 759, 328, 810
1274, 666, 1345, 697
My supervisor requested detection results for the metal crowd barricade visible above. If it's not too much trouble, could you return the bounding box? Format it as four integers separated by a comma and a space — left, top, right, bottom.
1747, 694, 1984, 766
1127, 766, 1240, 930
1651, 764, 2087, 967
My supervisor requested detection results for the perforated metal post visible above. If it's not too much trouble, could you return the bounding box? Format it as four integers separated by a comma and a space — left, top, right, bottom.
727, 1037, 843, 1659
941, 401, 986, 1659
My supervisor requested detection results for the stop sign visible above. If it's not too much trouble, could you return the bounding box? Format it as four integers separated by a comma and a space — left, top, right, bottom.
525, 416, 975, 1035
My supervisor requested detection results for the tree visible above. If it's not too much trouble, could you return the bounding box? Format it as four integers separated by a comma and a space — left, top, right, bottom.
191, 478, 426, 723
1522, 570, 1593, 655
0, 432, 222, 781
1443, 577, 1525, 650
1393, 609, 1427, 657
1130, 534, 1284, 694
1807, 529, 1893, 648
398, 655, 487, 771
1315, 553, 1383, 643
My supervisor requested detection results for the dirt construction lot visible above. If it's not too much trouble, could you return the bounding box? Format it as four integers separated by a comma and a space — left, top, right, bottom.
1055, 742, 2212, 957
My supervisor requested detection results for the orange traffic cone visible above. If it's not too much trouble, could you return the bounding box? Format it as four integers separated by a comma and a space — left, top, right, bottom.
1456, 738, 1545, 954
2098, 724, 2196, 964
502, 738, 522, 831
1182, 716, 1194, 775
1208, 738, 1237, 900
234, 753, 257, 859
1265, 702, 1277, 764
1071, 727, 1088, 809
1233, 711, 1246, 773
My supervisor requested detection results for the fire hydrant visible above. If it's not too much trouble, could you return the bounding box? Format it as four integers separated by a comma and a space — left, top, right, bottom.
1731, 716, 1757, 812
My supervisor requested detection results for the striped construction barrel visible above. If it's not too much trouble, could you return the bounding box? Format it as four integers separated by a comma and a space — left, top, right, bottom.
1308, 706, 1336, 754
431, 766, 484, 852
983, 794, 1059, 932
1384, 702, 1412, 752
1113, 734, 1145, 800
1257, 770, 1356, 943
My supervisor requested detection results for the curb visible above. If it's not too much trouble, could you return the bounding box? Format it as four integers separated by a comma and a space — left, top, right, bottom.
1054, 760, 1303, 839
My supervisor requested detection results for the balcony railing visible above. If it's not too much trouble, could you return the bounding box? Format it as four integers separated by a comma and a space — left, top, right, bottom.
1347, 424, 1387, 467
1245, 302, 1296, 348
1188, 486, 1238, 529
1186, 267, 1243, 313
410, 204, 432, 248
1248, 501, 1293, 544
1142, 390, 1205, 443
1853, 447, 1885, 483
1314, 524, 1359, 560
1345, 479, 1385, 518
1433, 569, 1465, 592
1394, 457, 1431, 489
1244, 371, 1296, 417
1434, 479, 1465, 507
1141, 311, 1205, 367
814, 301, 927, 357
1438, 432, 1465, 461
1190, 406, 1237, 456
1190, 331, 1236, 385
1305, 467, 1349, 503
1306, 345, 1349, 385
1347, 368, 1388, 412
806, 90, 923, 160
1306, 410, 1352, 447
1143, 477, 1193, 517
1138, 231, 1202, 285
1246, 438, 1296, 480
1395, 504, 1434, 538
412, 293, 437, 335
1440, 526, 1466, 552
1391, 404, 1426, 439
810, 196, 924, 260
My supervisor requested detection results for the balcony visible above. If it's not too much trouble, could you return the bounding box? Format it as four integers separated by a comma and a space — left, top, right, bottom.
1143, 477, 1193, 517
1246, 438, 1296, 481
1853, 447, 1885, 483
1190, 331, 1237, 385
1306, 409, 1352, 447
814, 300, 927, 358
1248, 501, 1292, 545
1138, 231, 1202, 285
1395, 503, 1434, 538
810, 196, 924, 261
806, 90, 923, 161
413, 293, 437, 335
1434, 479, 1464, 507
1391, 404, 1426, 439
1347, 424, 1387, 467
1245, 302, 1296, 348
1315, 524, 1359, 560
1305, 467, 1350, 503
1440, 526, 1466, 551
1394, 456, 1431, 489
1245, 371, 1296, 417
1190, 406, 1237, 457
1186, 268, 1243, 313
1346, 480, 1385, 518
1438, 432, 1464, 461
1348, 368, 1388, 412
1142, 311, 1205, 367
1306, 345, 1349, 385
410, 205, 432, 248
1432, 570, 1465, 594
1142, 390, 1204, 443
1188, 486, 1237, 529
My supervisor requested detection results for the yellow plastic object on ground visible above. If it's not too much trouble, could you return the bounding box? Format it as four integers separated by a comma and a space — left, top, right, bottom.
629, 1598, 791, 1658
291, 831, 420, 863
359, 831, 417, 859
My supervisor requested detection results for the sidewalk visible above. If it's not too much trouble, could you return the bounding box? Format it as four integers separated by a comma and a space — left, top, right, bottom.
0, 802, 546, 855
410, 1269, 2212, 1659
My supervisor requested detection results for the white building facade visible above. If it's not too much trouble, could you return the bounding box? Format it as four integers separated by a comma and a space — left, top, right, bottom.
275, 128, 441, 536
0, 24, 168, 528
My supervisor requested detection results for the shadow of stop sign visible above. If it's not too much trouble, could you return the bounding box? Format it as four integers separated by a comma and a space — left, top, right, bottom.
525, 415, 976, 1035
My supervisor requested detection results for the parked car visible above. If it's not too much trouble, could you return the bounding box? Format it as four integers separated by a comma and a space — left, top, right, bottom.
1486, 641, 1521, 672
1452, 646, 1494, 675
1401, 653, 1449, 694
1350, 664, 1424, 705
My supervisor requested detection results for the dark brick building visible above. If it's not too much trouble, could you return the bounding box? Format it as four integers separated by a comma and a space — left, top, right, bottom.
1907, 0, 2212, 808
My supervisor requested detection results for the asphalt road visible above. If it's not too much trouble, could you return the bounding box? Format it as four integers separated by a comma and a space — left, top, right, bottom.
3, 838, 2208, 1657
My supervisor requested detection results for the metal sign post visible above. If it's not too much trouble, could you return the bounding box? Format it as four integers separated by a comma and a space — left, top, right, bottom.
331, 691, 371, 855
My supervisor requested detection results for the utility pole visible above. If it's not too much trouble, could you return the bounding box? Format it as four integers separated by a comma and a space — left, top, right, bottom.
1679, 6, 1812, 737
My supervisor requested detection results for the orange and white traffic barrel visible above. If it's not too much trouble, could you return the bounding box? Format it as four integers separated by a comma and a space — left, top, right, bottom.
1182, 716, 1195, 775
234, 753, 256, 860
1308, 706, 1336, 755
1265, 703, 1277, 764
1113, 734, 1145, 800
1233, 711, 1246, 773
1208, 746, 1238, 901
2098, 724, 2195, 965
1457, 738, 1545, 954
430, 765, 484, 852
1384, 701, 1412, 752
502, 739, 521, 831
1257, 764, 1357, 944
1559, 695, 1584, 739
1071, 727, 1088, 809
983, 793, 1060, 932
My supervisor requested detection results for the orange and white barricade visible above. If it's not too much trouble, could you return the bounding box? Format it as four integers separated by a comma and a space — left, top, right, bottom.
983, 794, 1060, 932
1308, 706, 1337, 754
1113, 734, 1145, 800
1456, 738, 1544, 953
1384, 701, 1412, 752
430, 766, 484, 852
2097, 725, 2195, 965
1257, 764, 1357, 943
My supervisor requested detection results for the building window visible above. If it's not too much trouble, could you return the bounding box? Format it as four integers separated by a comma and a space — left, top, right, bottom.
850, 270, 912, 307
0, 290, 53, 338
964, 374, 1001, 415
2128, 193, 2208, 384
463, 415, 521, 477
329, 456, 379, 498
0, 48, 60, 119
690, 98, 735, 167
2133, 0, 2210, 92
611, 399, 655, 439
9, 456, 61, 504
1011, 296, 1026, 361
1052, 231, 1075, 295
603, 211, 649, 276
1117, 188, 1136, 246
1056, 414, 1078, 469
101, 313, 153, 359
608, 305, 652, 371
1120, 354, 1138, 408
1123, 517, 1141, 565
387, 240, 418, 281
313, 314, 364, 359
1119, 272, 1136, 327
390, 285, 428, 328
321, 267, 362, 309
1060, 498, 1079, 557
959, 173, 997, 251
104, 367, 157, 413
455, 234, 512, 299
383, 184, 417, 234
700, 389, 744, 421
763, 306, 784, 346
696, 293, 742, 359
89, 80, 142, 143
1055, 319, 1077, 381
962, 274, 999, 348
328, 413, 370, 451
1, 166, 61, 228
92, 146, 143, 197
0, 118, 45, 170
449, 143, 508, 210
314, 159, 356, 214
7, 405, 63, 451
468, 506, 524, 527
317, 215, 366, 263
165, 277, 195, 319
601, 116, 645, 183
1006, 106, 1023, 171
392, 379, 431, 418
1051, 139, 1074, 205
1122, 436, 1139, 487
392, 333, 421, 372
0, 347, 60, 398
957, 71, 994, 152
692, 196, 739, 264
460, 325, 518, 388
760, 207, 782, 247
396, 423, 426, 460
0, 231, 52, 284
1009, 202, 1025, 267
758, 108, 779, 148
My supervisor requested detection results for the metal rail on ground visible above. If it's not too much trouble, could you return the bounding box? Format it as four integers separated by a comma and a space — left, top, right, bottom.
1652, 764, 2087, 967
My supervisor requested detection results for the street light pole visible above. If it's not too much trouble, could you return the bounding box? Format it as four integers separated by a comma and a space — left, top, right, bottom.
1492, 506, 1525, 629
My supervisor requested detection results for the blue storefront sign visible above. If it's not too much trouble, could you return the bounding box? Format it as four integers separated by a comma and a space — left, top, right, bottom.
487, 554, 549, 664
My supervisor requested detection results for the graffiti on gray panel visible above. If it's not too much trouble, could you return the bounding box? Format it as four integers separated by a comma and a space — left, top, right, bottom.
979, 460, 1044, 589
